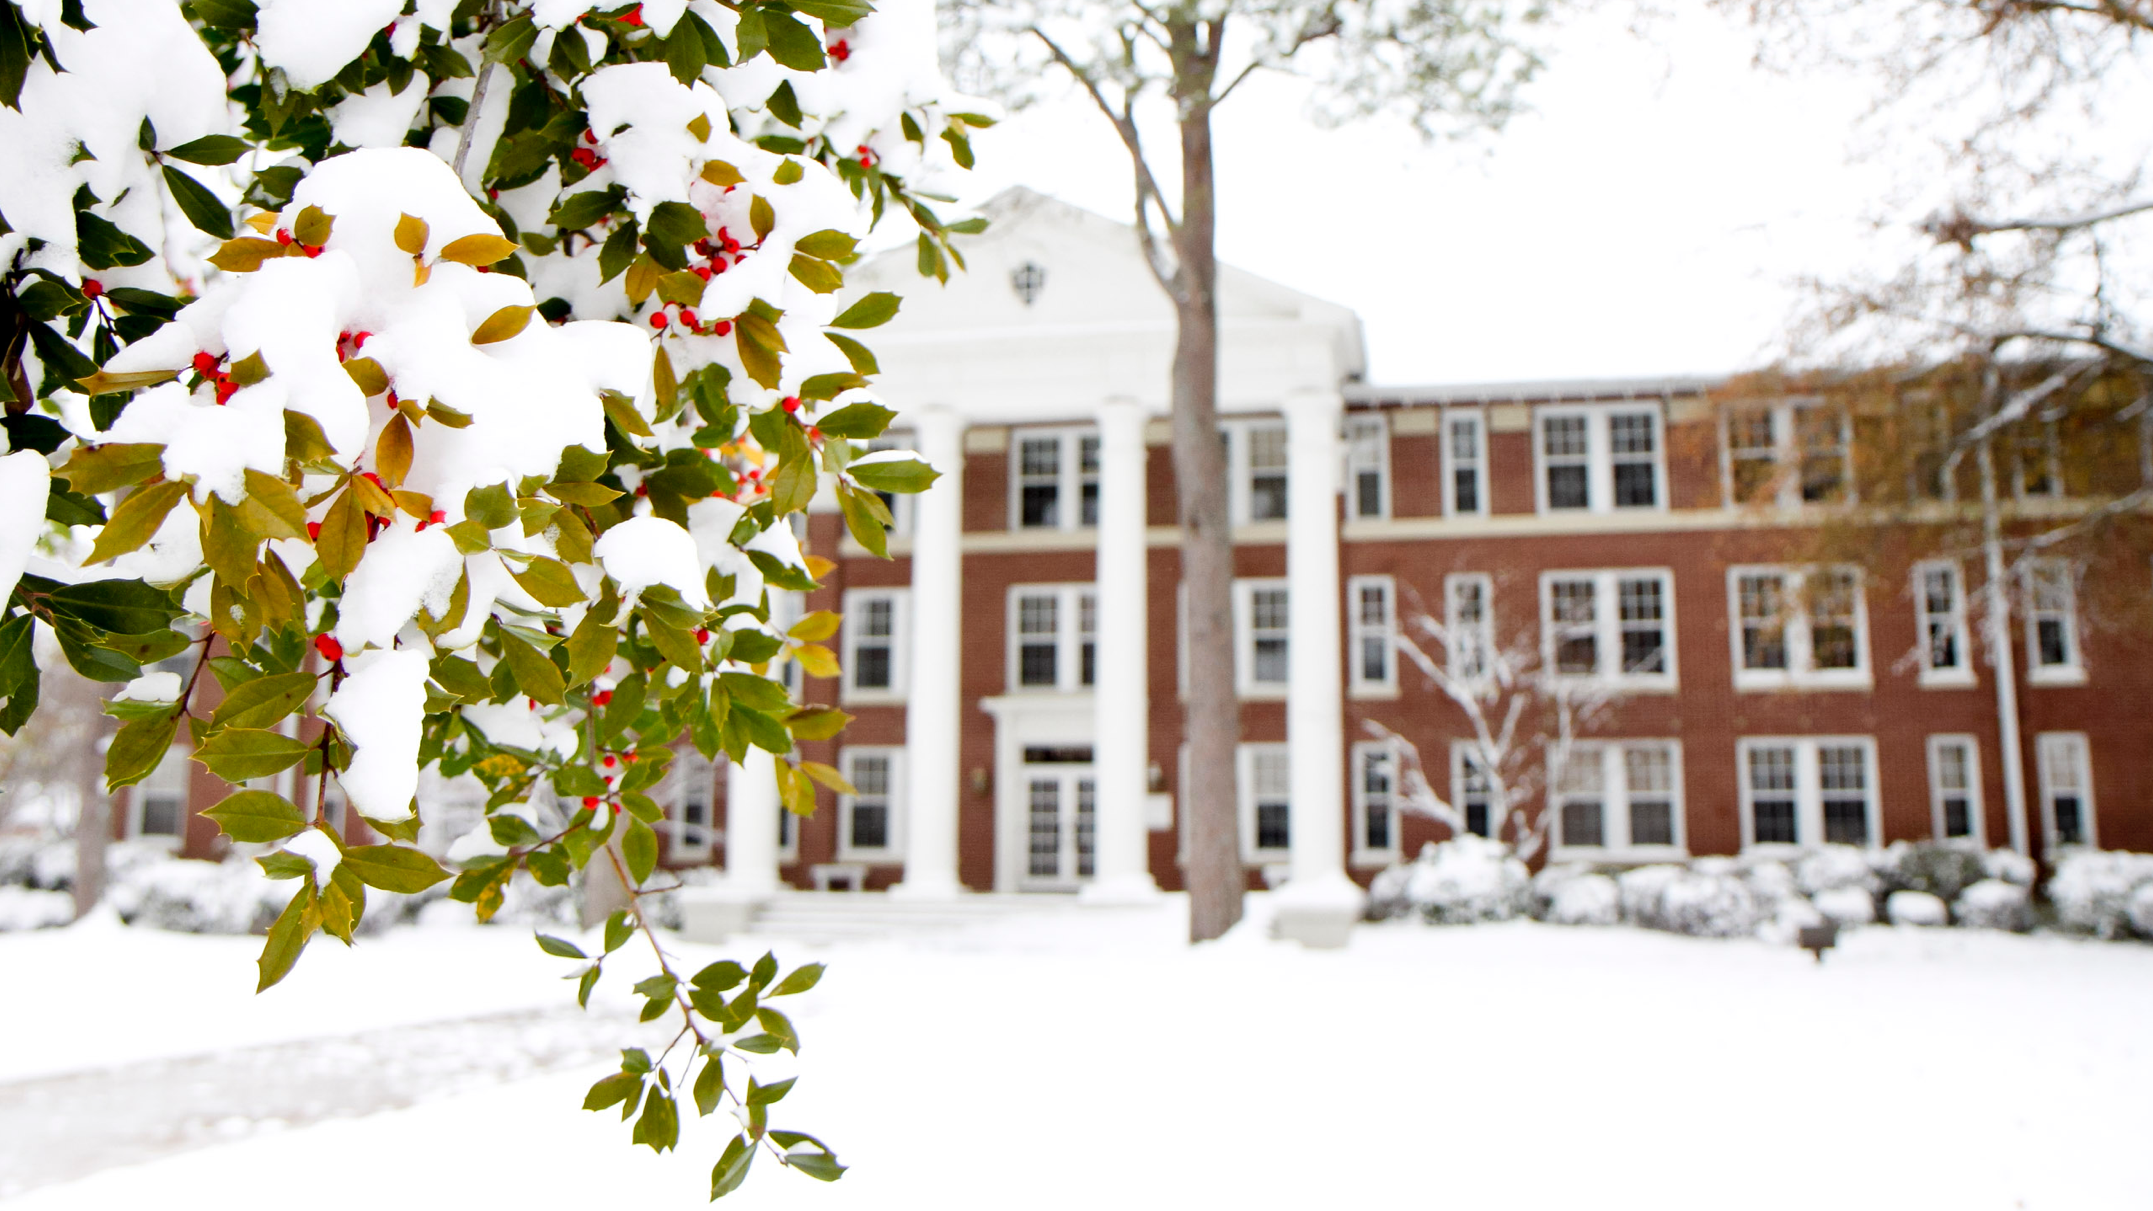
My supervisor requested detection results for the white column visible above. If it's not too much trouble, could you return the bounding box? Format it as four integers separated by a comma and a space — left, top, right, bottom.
895, 405, 964, 899
723, 751, 781, 895
1081, 398, 1160, 903
1273, 387, 1364, 947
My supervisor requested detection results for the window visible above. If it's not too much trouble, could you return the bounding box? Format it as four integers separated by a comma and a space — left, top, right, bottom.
1723, 399, 1851, 508
1233, 579, 1290, 697
1926, 735, 1983, 843
1347, 575, 1396, 695
1007, 583, 1096, 693
1550, 741, 1684, 854
1239, 743, 1291, 860
1446, 574, 1493, 682
1728, 566, 1870, 689
840, 588, 908, 702
1914, 561, 1974, 686
131, 743, 190, 844
2036, 732, 2094, 848
1009, 427, 1099, 531
1737, 737, 1879, 849
1223, 421, 1290, 524
1452, 746, 1495, 838
839, 748, 904, 859
1351, 741, 1399, 863
2023, 561, 2083, 683
2011, 423, 2061, 500
1539, 570, 1677, 688
1444, 410, 1486, 517
1535, 406, 1663, 514
666, 751, 716, 860
1344, 415, 1389, 520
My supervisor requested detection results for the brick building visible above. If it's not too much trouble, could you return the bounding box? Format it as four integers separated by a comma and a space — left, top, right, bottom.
127, 188, 2153, 913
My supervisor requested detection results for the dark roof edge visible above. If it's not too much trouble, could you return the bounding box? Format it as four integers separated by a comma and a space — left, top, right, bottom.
1345, 375, 1721, 407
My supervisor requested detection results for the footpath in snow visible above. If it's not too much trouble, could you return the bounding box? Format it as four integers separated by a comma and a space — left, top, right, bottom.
3, 896, 2151, 1210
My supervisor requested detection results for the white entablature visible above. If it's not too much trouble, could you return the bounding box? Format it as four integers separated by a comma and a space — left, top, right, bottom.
844, 187, 1367, 424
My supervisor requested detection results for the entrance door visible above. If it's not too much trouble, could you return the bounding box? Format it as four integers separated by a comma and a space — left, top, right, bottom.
1020, 746, 1094, 890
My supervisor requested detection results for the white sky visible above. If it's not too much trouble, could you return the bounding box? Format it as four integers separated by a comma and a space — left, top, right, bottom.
953, 6, 1896, 388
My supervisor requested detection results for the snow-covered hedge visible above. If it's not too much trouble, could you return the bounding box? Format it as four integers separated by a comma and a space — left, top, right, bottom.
1367, 837, 1530, 924
2047, 850, 2153, 939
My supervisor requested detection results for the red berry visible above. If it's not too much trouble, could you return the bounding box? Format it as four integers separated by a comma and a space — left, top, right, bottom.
303, 245, 321, 257
808, 426, 822, 442
692, 265, 712, 281
592, 690, 614, 706
214, 380, 237, 405
828, 39, 849, 62
582, 795, 600, 809
623, 751, 638, 763
583, 130, 598, 146
571, 147, 597, 169
679, 308, 698, 329
313, 634, 343, 662
352, 331, 371, 349
80, 279, 103, 300
192, 352, 219, 376
650, 312, 668, 329
362, 471, 383, 488
603, 755, 617, 768
429, 510, 446, 526
713, 320, 732, 336
695, 628, 711, 644
633, 483, 648, 496
306, 521, 322, 541
781, 396, 799, 413
275, 229, 293, 245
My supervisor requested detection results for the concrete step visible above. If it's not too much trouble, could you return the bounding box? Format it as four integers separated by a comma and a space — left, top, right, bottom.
743, 892, 1078, 941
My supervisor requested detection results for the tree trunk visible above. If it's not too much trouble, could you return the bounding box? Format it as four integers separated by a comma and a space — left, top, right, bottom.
71, 690, 116, 920
1170, 85, 1241, 942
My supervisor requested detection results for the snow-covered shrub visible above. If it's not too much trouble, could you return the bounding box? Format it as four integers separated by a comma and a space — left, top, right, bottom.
1985, 849, 2038, 887
1887, 890, 1949, 927
1955, 879, 2033, 932
0, 886, 73, 931
1545, 873, 1621, 926
1616, 864, 1684, 923
1884, 842, 1988, 904
1814, 886, 1877, 926
1369, 838, 1530, 924
108, 851, 288, 934
1796, 846, 1877, 897
1621, 862, 1765, 937
2128, 885, 2153, 939
2047, 851, 2153, 939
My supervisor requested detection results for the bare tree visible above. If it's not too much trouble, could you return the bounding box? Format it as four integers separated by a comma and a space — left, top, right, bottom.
944, 0, 1552, 939
1368, 596, 1622, 863
0, 653, 116, 915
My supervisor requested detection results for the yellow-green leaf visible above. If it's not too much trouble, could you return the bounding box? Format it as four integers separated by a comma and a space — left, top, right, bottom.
788, 254, 843, 294
656, 270, 706, 308
438, 232, 519, 265
284, 410, 337, 463
200, 494, 260, 587
686, 113, 713, 142
340, 843, 450, 893
545, 480, 623, 507
376, 413, 414, 487
207, 237, 285, 273
315, 487, 367, 580
58, 442, 165, 495
343, 357, 388, 396
601, 390, 653, 438
243, 469, 309, 539
73, 367, 179, 396
256, 884, 318, 992
86, 480, 188, 565
202, 788, 307, 843
471, 304, 533, 345
497, 626, 566, 705
700, 160, 744, 187
425, 400, 473, 428
798, 760, 856, 796
792, 642, 839, 679
210, 670, 319, 730
784, 706, 851, 741
510, 555, 586, 608
292, 204, 333, 247
394, 212, 429, 255
195, 731, 312, 784
787, 610, 840, 642
750, 194, 774, 242
625, 255, 660, 307
652, 345, 679, 419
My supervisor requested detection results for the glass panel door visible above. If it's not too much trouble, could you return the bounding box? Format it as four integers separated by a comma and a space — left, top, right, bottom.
1018, 750, 1095, 890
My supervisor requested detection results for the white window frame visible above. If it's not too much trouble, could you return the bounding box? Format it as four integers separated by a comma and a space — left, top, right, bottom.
1223, 418, 1290, 526
837, 746, 906, 861
2022, 559, 2085, 685
1232, 578, 1291, 699
1721, 398, 1853, 509
664, 749, 717, 862
1450, 743, 1498, 839
1350, 739, 1400, 866
1006, 583, 1096, 694
2035, 731, 2096, 849
1343, 413, 1390, 521
128, 742, 191, 847
1913, 560, 1975, 688
1533, 404, 1666, 516
1925, 734, 1985, 845
1548, 740, 1687, 858
2011, 421, 2063, 501
1727, 566, 1872, 691
1443, 408, 1487, 519
1237, 742, 1292, 862
839, 587, 909, 704
1445, 573, 1494, 683
1736, 736, 1881, 851
1537, 569, 1678, 691
1346, 574, 1397, 698
1008, 426, 1099, 533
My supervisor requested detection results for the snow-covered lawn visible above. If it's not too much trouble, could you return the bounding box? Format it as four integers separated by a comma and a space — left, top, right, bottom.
4, 899, 2150, 1210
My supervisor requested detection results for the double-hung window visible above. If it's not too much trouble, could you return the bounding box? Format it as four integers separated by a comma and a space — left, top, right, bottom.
1728, 566, 1869, 689
665, 751, 716, 860
131, 743, 191, 845
1239, 743, 1292, 861
1446, 574, 1494, 682
1444, 410, 1486, 517
1233, 579, 1291, 698
1008, 584, 1096, 693
1351, 741, 1399, 864
1010, 427, 1100, 531
839, 747, 904, 860
840, 588, 908, 703
1539, 569, 1677, 689
1451, 746, 1496, 838
2012, 423, 2062, 500
1222, 420, 1290, 524
1347, 575, 1397, 695
1738, 737, 1879, 848
1723, 399, 1851, 508
1535, 405, 1664, 515
2036, 732, 2094, 847
1926, 734, 1983, 843
2023, 560, 2084, 684
1550, 741, 1684, 854
1344, 415, 1389, 520
1914, 561, 1974, 686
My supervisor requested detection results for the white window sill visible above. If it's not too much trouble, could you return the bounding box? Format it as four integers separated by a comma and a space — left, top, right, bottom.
836, 849, 902, 864
839, 691, 909, 707
1548, 845, 1689, 865
2027, 666, 2087, 687
1237, 685, 1290, 701
1348, 683, 1400, 701
1351, 849, 1400, 868
1732, 671, 1873, 693
1918, 669, 1978, 689
1552, 674, 1680, 695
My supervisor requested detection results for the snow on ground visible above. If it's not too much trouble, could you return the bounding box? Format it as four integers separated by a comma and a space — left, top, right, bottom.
3, 896, 2151, 1210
